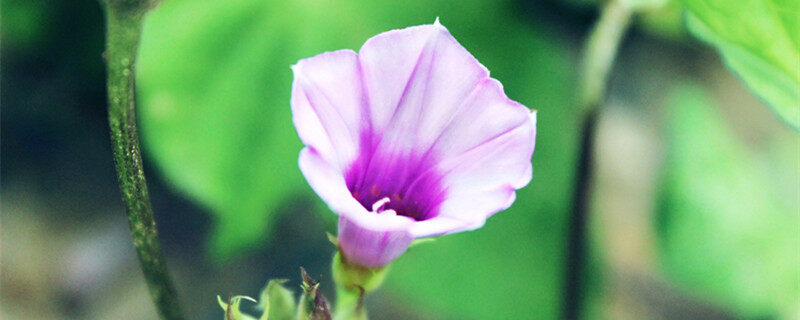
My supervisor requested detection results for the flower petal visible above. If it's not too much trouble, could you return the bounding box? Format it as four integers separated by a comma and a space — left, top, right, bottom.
337, 216, 414, 268
291, 49, 366, 170
408, 80, 537, 237
347, 21, 496, 220
358, 21, 489, 153
298, 147, 363, 213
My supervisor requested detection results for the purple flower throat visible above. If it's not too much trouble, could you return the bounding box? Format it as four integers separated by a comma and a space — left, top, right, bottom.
345, 136, 445, 222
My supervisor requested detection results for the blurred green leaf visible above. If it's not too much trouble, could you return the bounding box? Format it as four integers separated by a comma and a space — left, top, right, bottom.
562, 0, 667, 11
638, 0, 687, 40
620, 0, 668, 10
139, 0, 577, 317
1, 0, 49, 50
138, 0, 368, 258
139, 0, 301, 258
681, 0, 800, 130
659, 85, 800, 318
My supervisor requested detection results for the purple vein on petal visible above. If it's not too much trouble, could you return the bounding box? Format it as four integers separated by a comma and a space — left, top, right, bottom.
355, 58, 373, 148
400, 115, 533, 204
350, 26, 441, 194
397, 76, 492, 197
294, 88, 340, 163
298, 67, 359, 142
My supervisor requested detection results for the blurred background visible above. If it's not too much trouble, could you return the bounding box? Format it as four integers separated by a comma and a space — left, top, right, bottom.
2, 0, 798, 319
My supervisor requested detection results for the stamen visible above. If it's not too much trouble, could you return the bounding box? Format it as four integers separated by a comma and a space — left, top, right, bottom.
371, 197, 391, 212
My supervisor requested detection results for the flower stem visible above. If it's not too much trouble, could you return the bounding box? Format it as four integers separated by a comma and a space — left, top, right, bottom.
577, 0, 634, 112
563, 1, 632, 319
333, 285, 366, 320
101, 1, 184, 319
331, 252, 388, 320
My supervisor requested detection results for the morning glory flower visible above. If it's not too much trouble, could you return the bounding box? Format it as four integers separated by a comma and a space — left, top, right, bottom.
291, 20, 536, 268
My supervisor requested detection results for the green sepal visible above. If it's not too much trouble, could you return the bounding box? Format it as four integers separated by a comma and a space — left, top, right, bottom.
326, 233, 338, 247
257, 279, 296, 320
217, 279, 296, 320
297, 268, 331, 320
409, 237, 436, 248
331, 252, 388, 294
217, 295, 257, 320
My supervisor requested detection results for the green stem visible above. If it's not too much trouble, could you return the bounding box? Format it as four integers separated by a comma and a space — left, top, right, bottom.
563, 1, 633, 319
331, 252, 388, 320
101, 1, 184, 319
333, 285, 365, 320
578, 0, 634, 111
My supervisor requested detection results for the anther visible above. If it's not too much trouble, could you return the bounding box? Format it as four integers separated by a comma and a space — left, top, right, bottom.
371, 197, 391, 212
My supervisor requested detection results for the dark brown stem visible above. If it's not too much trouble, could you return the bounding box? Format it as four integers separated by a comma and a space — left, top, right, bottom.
562, 0, 633, 318
562, 108, 598, 320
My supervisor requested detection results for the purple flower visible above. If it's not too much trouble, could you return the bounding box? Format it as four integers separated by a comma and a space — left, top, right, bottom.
291, 20, 536, 268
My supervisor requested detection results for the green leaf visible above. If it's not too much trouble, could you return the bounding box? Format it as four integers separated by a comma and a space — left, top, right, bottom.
2, 1, 48, 50
638, 0, 687, 40
680, 0, 800, 130
659, 85, 800, 318
138, 0, 308, 258
619, 0, 668, 10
